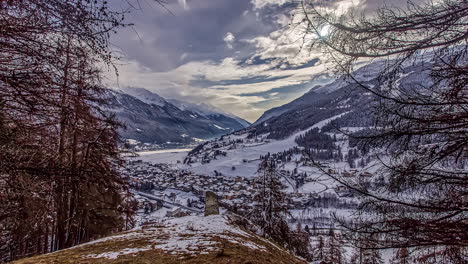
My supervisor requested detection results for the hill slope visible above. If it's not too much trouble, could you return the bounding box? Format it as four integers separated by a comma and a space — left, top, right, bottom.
251, 60, 429, 139
13, 215, 305, 264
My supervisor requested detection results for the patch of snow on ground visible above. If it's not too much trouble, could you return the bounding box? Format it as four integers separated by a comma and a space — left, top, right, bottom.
86, 246, 152, 259
153, 215, 266, 254
153, 236, 217, 255
79, 215, 269, 258
212, 124, 228, 130
192, 137, 206, 142
78, 231, 146, 247
126, 139, 140, 144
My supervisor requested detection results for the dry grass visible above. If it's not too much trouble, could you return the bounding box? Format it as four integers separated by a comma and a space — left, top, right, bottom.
13, 222, 306, 264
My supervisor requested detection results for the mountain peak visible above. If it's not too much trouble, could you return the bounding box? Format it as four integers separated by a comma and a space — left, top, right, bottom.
168, 98, 251, 128
121, 87, 168, 107
106, 88, 250, 146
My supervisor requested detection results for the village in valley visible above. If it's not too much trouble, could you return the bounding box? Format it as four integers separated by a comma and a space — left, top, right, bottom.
123, 125, 379, 229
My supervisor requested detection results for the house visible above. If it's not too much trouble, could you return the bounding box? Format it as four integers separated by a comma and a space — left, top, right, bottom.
342, 171, 355, 177
166, 208, 189, 218
359, 171, 373, 177
334, 185, 348, 193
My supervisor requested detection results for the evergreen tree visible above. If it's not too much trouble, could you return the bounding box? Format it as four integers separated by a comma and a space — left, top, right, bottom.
324, 228, 345, 264
350, 235, 383, 264
311, 235, 325, 262
248, 159, 312, 260
249, 160, 289, 241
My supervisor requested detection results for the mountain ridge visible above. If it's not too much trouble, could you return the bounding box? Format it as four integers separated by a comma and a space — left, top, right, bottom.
106, 88, 250, 146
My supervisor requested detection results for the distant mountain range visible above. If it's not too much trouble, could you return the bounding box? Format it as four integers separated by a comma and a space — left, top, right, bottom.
106, 87, 250, 145
167, 98, 251, 128
106, 59, 426, 148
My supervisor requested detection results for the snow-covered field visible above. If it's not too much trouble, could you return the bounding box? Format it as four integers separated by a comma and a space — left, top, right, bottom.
182, 113, 350, 179
130, 148, 191, 164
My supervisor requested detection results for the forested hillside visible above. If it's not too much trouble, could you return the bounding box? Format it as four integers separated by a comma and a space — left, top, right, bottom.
0, 1, 134, 262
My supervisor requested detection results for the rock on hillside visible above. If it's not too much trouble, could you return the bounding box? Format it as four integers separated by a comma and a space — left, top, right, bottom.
13, 215, 306, 264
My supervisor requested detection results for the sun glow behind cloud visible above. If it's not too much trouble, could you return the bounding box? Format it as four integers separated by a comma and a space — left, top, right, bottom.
178, 0, 189, 10
108, 0, 383, 122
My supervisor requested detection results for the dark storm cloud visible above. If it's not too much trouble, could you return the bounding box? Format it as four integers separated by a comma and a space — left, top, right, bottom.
109, 0, 420, 122
111, 0, 275, 72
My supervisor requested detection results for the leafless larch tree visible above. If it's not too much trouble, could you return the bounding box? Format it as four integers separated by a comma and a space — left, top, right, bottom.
0, 0, 142, 262
301, 0, 467, 262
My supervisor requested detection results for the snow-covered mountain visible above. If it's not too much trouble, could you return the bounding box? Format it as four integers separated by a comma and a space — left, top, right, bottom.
167, 98, 251, 128
122, 87, 168, 107
253, 61, 386, 126
106, 88, 250, 146
251, 82, 374, 140
251, 60, 432, 140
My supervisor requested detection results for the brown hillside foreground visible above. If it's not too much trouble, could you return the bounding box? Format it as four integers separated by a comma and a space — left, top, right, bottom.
13, 215, 306, 264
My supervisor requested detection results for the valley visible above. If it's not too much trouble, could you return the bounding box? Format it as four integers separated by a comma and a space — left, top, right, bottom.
108, 87, 250, 149
113, 59, 431, 262
121, 59, 394, 229
124, 101, 374, 234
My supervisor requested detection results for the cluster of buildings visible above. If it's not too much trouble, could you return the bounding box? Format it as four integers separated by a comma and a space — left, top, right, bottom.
124, 157, 363, 222
122, 160, 259, 213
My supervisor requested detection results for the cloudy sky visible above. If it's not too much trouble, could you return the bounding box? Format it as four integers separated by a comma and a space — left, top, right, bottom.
107, 0, 410, 122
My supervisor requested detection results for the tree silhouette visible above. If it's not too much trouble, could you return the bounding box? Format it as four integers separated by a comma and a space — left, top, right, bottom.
301, 0, 468, 259
0, 0, 168, 261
